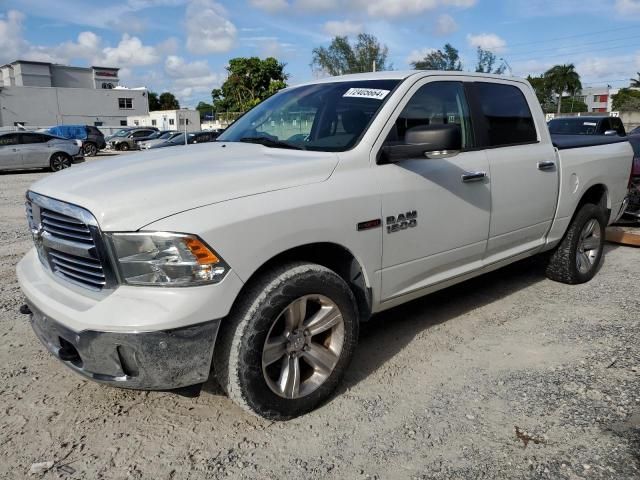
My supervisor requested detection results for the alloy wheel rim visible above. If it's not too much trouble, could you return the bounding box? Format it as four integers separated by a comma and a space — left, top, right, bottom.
85, 144, 96, 156
52, 155, 67, 171
262, 294, 345, 399
576, 218, 601, 274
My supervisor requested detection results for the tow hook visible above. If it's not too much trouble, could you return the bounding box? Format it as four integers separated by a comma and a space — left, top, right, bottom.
19, 304, 32, 315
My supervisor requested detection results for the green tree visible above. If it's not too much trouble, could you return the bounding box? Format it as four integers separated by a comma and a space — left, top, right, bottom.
196, 101, 215, 120
147, 91, 160, 111
211, 57, 288, 113
612, 88, 640, 111
412, 43, 462, 71
544, 64, 582, 115
311, 33, 390, 76
630, 72, 640, 87
158, 92, 180, 110
559, 96, 588, 113
527, 75, 555, 113
475, 47, 506, 74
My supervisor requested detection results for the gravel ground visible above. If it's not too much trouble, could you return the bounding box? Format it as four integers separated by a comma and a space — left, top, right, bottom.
1, 158, 639, 479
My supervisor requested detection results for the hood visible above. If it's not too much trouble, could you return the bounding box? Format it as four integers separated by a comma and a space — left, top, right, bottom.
30, 142, 338, 230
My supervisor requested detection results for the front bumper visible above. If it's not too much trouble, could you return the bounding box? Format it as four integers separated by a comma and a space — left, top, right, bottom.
72, 154, 85, 164
27, 301, 220, 389
17, 248, 244, 389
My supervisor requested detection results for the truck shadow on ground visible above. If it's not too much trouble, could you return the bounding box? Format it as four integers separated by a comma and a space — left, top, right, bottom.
202, 246, 616, 398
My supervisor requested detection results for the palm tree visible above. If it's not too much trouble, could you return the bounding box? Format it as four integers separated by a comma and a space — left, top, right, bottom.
630, 72, 640, 88
544, 64, 582, 115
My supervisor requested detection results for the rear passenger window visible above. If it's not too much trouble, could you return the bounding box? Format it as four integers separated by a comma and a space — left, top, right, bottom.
475, 83, 537, 147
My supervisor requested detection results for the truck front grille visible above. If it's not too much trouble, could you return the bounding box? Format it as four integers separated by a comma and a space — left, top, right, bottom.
26, 192, 116, 291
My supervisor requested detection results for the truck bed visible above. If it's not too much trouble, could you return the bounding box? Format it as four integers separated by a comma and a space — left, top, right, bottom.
551, 134, 630, 150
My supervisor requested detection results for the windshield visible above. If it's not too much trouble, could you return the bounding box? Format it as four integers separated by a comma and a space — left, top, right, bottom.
114, 129, 131, 137
159, 132, 175, 139
548, 119, 599, 135
217, 79, 400, 151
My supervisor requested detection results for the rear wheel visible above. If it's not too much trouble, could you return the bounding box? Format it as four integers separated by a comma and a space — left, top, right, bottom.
83, 142, 97, 157
49, 153, 71, 172
215, 262, 359, 420
545, 203, 606, 284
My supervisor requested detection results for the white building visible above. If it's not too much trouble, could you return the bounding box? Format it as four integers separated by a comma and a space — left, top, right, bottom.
0, 60, 149, 127
127, 109, 200, 132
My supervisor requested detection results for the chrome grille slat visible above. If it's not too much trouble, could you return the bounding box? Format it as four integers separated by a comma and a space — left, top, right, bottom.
26, 193, 113, 291
41, 218, 91, 234
41, 224, 94, 243
52, 265, 106, 287
51, 259, 106, 280
39, 210, 86, 225
49, 251, 102, 270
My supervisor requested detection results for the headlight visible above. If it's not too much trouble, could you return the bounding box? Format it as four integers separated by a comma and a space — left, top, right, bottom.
106, 232, 228, 286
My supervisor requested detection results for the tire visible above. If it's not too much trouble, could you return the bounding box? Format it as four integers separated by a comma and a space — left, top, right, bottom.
545, 203, 606, 284
215, 262, 359, 420
119, 143, 129, 151
49, 153, 72, 172
83, 142, 97, 157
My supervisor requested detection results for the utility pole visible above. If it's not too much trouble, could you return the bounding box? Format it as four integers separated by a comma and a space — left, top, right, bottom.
372, 60, 376, 72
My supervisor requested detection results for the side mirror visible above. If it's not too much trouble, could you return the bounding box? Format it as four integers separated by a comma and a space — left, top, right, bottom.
603, 129, 618, 136
380, 124, 462, 163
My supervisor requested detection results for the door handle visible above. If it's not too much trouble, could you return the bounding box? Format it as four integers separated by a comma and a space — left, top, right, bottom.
537, 161, 556, 171
461, 171, 487, 183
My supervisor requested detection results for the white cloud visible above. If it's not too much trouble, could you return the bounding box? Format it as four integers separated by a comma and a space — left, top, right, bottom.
186, 0, 237, 54
0, 11, 28, 64
434, 13, 457, 36
615, 0, 640, 14
362, 0, 476, 17
100, 34, 159, 66
250, 0, 288, 12
406, 48, 436, 65
323, 20, 363, 37
163, 55, 223, 105
467, 33, 506, 53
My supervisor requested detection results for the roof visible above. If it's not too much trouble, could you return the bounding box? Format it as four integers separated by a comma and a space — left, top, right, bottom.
293, 70, 527, 87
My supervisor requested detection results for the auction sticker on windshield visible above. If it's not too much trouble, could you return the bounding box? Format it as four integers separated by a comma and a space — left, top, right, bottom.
343, 88, 390, 100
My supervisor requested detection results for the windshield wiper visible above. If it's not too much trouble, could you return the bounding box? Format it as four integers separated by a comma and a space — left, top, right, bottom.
238, 136, 304, 150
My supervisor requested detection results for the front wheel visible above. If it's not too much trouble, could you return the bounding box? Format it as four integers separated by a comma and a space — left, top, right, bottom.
545, 203, 606, 284
215, 262, 359, 420
119, 143, 129, 151
49, 153, 71, 172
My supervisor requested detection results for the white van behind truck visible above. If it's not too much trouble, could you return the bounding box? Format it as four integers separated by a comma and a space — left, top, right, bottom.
17, 72, 632, 419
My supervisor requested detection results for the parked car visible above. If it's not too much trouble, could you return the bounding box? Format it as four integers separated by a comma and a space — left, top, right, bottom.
108, 127, 158, 151
46, 125, 106, 157
146, 130, 217, 149
133, 130, 176, 149
138, 131, 181, 150
548, 116, 626, 136
0, 131, 83, 172
628, 126, 640, 135
18, 72, 633, 420
624, 135, 640, 220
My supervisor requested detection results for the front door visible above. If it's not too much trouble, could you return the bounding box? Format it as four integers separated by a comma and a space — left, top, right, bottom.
0, 133, 22, 170
376, 80, 491, 301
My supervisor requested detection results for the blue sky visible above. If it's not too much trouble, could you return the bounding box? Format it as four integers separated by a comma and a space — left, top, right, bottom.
2, 0, 640, 107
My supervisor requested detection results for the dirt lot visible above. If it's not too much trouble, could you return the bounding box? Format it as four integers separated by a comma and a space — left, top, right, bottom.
1, 158, 639, 479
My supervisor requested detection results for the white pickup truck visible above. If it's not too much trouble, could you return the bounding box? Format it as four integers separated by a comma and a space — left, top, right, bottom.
17, 72, 632, 419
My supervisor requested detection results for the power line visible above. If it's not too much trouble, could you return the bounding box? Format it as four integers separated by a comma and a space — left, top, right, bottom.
506, 34, 640, 58
505, 24, 638, 49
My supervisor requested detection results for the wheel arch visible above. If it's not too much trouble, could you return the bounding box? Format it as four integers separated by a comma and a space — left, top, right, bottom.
229, 242, 372, 324
576, 183, 610, 221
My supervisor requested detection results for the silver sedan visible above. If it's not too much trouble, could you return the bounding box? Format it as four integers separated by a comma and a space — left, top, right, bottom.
0, 131, 84, 172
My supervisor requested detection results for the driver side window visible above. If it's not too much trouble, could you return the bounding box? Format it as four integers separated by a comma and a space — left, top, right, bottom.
386, 81, 474, 149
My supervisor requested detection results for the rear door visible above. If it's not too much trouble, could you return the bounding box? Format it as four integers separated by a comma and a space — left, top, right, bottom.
469, 81, 559, 263
0, 133, 22, 170
19, 133, 50, 167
